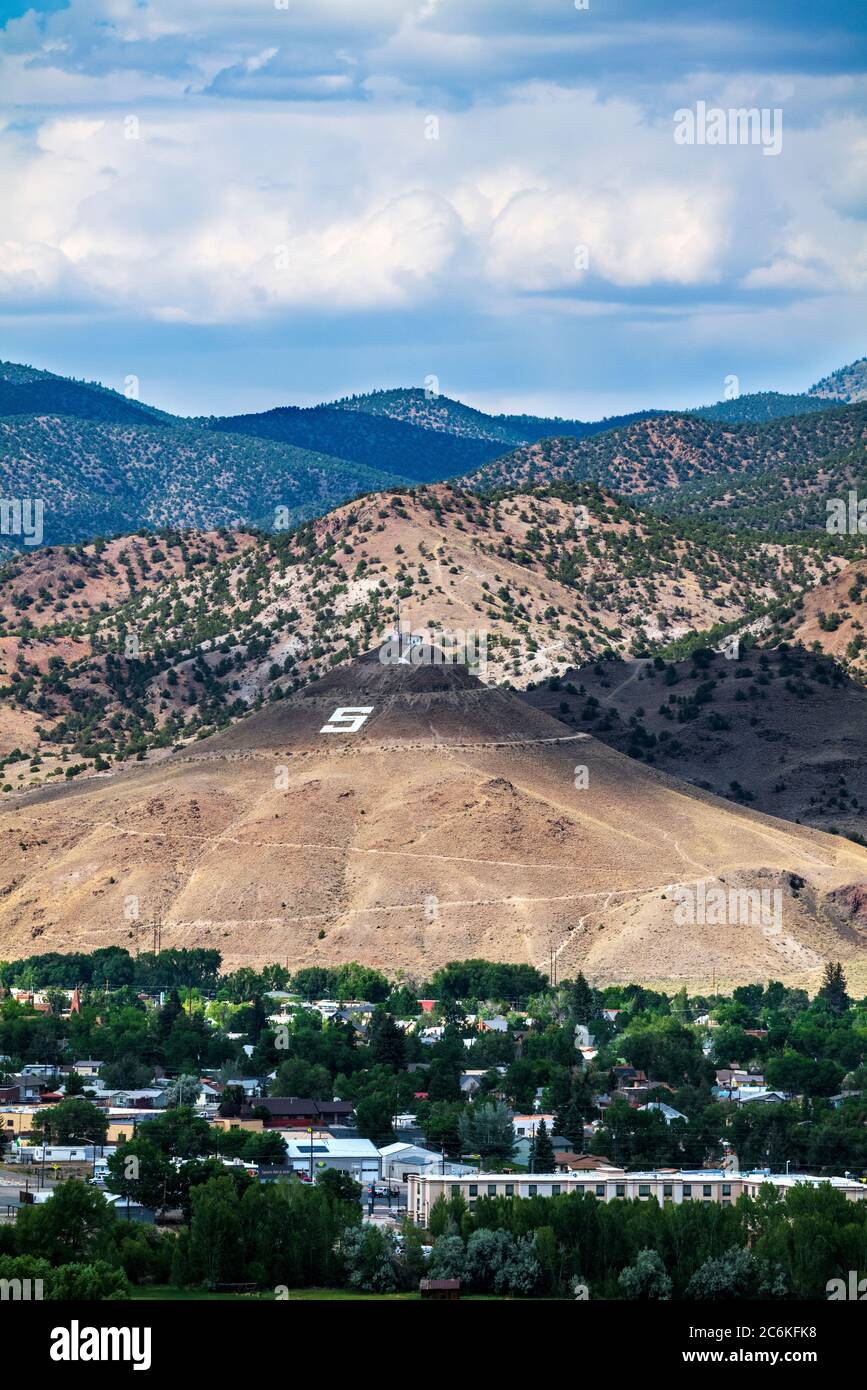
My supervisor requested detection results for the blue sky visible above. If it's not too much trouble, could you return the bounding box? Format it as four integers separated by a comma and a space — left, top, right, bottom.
1, 0, 865, 418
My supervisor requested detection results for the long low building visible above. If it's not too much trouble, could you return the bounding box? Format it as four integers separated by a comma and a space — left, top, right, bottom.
407, 1169, 867, 1226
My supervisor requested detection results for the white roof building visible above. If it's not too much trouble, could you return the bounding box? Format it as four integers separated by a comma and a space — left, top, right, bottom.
282, 1132, 381, 1182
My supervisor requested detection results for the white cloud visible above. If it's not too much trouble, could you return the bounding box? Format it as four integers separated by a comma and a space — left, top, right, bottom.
0, 0, 865, 354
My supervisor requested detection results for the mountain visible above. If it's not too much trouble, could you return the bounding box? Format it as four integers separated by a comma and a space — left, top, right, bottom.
2, 648, 866, 989
6, 357, 867, 548
0, 482, 842, 787
785, 557, 867, 680
0, 412, 411, 547
523, 644, 867, 843
206, 403, 500, 482
690, 392, 838, 423
0, 360, 174, 428
467, 402, 867, 505
648, 439, 867, 534
808, 357, 867, 404
328, 386, 659, 444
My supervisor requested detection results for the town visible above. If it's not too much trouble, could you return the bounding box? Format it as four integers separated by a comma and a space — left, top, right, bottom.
0, 948, 864, 1301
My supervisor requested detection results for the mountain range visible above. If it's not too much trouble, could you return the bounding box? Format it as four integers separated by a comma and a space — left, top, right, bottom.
1, 351, 866, 987
3, 354, 867, 547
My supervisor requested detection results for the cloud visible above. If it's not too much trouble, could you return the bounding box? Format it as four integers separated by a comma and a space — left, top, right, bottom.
0, 80, 864, 327
0, 0, 865, 414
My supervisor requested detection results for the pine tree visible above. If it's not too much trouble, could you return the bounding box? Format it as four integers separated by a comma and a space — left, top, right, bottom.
554, 1098, 586, 1151
818, 962, 850, 1015
531, 1118, 555, 1172
568, 972, 594, 1023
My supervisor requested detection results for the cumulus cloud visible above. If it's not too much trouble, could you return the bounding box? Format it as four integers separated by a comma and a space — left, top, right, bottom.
0, 0, 865, 411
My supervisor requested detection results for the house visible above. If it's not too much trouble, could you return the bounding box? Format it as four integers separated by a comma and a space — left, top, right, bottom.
715, 1069, 765, 1092
829, 1090, 862, 1110
19, 1065, 59, 1081
249, 1097, 355, 1129
638, 1102, 687, 1125
6, 1075, 53, 1102
222, 1077, 267, 1100
105, 1115, 156, 1144
459, 1069, 498, 1096
72, 1060, 103, 1078
554, 1153, 623, 1174
211, 1115, 264, 1134
479, 1015, 508, 1034
734, 1088, 789, 1106
611, 1066, 648, 1090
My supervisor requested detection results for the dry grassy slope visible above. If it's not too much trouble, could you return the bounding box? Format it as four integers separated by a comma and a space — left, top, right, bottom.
300, 485, 838, 684
1, 654, 865, 992
0, 533, 252, 631
0, 531, 256, 768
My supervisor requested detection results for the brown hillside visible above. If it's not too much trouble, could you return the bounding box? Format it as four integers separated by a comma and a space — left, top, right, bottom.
1, 652, 866, 993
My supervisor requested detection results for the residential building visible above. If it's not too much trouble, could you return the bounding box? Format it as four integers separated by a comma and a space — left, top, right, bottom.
249, 1097, 355, 1128
72, 1060, 103, 1078
638, 1102, 687, 1124
733, 1088, 789, 1105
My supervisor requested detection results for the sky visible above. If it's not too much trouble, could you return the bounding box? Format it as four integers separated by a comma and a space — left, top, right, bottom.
0, 0, 866, 418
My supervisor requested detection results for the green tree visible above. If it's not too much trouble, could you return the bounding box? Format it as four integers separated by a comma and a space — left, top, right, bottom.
687, 1248, 788, 1300
32, 1097, 108, 1146
530, 1118, 555, 1172
458, 1101, 515, 1162
163, 1074, 201, 1107
618, 1248, 672, 1301
817, 962, 850, 1016
340, 1224, 399, 1292
14, 1181, 116, 1265
106, 1138, 176, 1212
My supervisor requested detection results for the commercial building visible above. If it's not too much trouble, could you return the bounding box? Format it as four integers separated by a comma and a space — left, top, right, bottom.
281, 1132, 380, 1185
407, 1168, 867, 1226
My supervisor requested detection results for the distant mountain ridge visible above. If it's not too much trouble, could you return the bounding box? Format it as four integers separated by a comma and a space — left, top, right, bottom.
690, 391, 838, 423
2, 353, 866, 547
808, 357, 867, 404
328, 385, 661, 443
206, 402, 501, 482
467, 401, 867, 523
